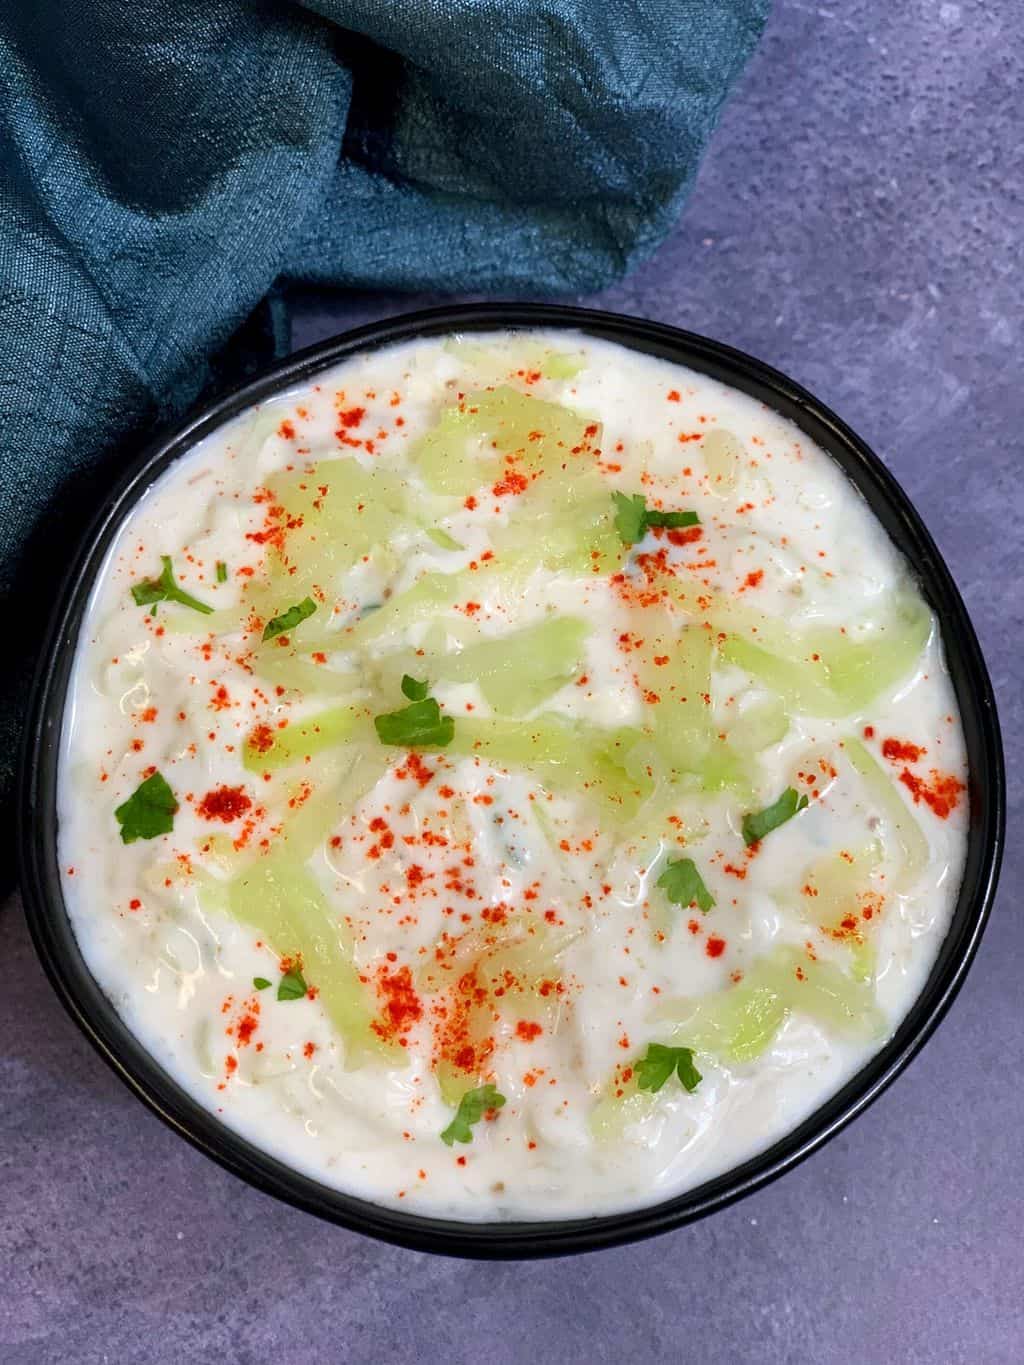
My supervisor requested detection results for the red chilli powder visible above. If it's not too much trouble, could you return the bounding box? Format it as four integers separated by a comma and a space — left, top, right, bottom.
372, 964, 424, 1043
197, 785, 253, 823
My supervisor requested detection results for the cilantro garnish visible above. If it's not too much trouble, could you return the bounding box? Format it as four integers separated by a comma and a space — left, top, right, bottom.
277, 968, 308, 1001
742, 787, 809, 847
374, 696, 454, 748
216, 561, 228, 583
440, 1083, 506, 1146
262, 596, 317, 642
114, 771, 178, 844
645, 508, 700, 530
612, 492, 649, 545
253, 977, 271, 991
635, 1044, 703, 1094
656, 857, 715, 913
131, 556, 213, 615
612, 492, 700, 546
401, 674, 430, 702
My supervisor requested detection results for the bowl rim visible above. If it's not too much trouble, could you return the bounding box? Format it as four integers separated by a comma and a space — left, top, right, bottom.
17, 302, 1005, 1259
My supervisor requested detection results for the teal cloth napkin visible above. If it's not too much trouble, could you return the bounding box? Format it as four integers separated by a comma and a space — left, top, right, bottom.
0, 0, 769, 833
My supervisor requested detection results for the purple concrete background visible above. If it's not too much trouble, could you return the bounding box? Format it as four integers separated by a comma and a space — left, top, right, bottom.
3, 2, 1021, 1361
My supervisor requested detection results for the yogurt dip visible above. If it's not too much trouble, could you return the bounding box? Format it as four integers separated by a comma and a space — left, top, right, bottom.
58, 331, 968, 1220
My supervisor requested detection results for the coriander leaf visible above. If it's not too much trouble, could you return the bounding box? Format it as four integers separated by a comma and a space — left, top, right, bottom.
612, 492, 701, 545
742, 787, 809, 847
374, 697, 454, 748
635, 1043, 703, 1094
673, 1049, 702, 1092
253, 977, 271, 991
131, 555, 213, 615
634, 1045, 676, 1093
440, 1083, 507, 1146
130, 580, 165, 607
277, 969, 308, 1001
114, 771, 178, 844
656, 857, 715, 913
401, 674, 430, 702
160, 558, 212, 612
612, 491, 649, 546
644, 508, 700, 530
263, 596, 317, 642
216, 561, 228, 583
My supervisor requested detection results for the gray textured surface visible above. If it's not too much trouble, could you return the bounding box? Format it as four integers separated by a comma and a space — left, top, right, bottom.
3, 2, 1021, 1361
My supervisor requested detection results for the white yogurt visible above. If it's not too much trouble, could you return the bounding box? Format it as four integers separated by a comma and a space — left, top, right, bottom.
58, 331, 968, 1219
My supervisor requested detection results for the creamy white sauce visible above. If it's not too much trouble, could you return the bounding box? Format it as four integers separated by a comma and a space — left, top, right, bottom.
58, 331, 968, 1220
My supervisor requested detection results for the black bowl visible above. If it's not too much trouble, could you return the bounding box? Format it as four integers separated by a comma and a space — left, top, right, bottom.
18, 304, 1005, 1258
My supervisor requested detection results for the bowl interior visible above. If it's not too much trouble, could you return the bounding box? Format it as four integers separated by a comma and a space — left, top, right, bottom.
18, 304, 1004, 1258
